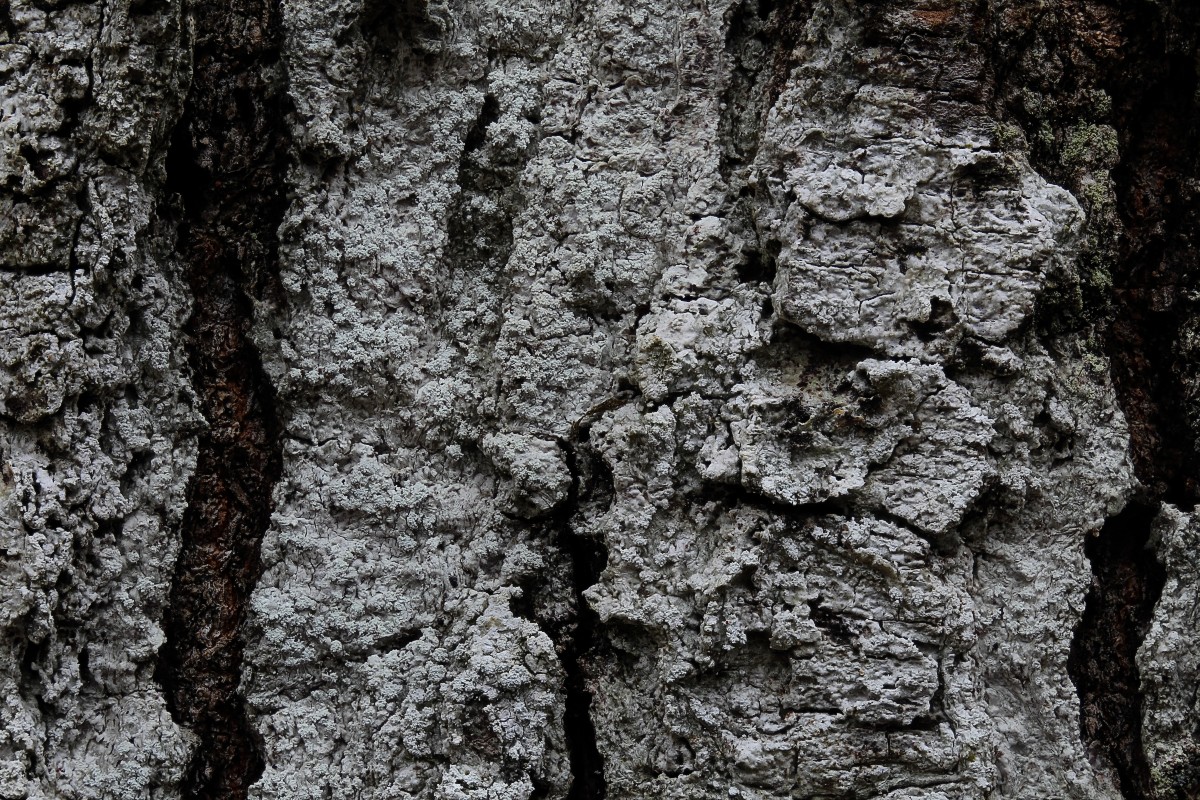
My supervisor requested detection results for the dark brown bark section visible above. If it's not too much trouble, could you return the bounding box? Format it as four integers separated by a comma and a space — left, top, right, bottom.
154, 0, 288, 796
1104, 10, 1200, 508
987, 2, 1200, 797
1099, 8, 1200, 791
988, 0, 1200, 502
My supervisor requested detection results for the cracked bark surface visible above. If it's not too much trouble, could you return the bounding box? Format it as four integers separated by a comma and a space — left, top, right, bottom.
989, 1, 1200, 795
3, 0, 1200, 799
153, 0, 288, 796
1068, 502, 1166, 800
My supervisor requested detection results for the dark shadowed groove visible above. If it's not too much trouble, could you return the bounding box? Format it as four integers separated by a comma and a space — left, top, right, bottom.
551, 436, 611, 800
1091, 6, 1200, 787
154, 0, 289, 796
985, 2, 1200, 796
718, 0, 777, 179
1068, 501, 1167, 799
504, 430, 612, 797
719, 0, 812, 291
1103, 11, 1200, 508
559, 525, 609, 800
444, 90, 532, 297
1079, 8, 1199, 797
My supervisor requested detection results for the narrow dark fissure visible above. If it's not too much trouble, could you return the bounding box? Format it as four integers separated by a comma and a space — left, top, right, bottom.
719, 0, 812, 296
553, 438, 611, 800
558, 519, 609, 800
153, 0, 289, 796
446, 94, 507, 272
1067, 502, 1167, 800
718, 0, 777, 179
444, 90, 531, 291
986, 2, 1200, 797
511, 436, 611, 800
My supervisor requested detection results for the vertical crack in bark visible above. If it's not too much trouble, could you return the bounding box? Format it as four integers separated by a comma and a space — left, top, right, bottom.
719, 0, 809, 311
511, 432, 612, 799
553, 438, 610, 800
154, 0, 288, 796
1081, 7, 1199, 797
1068, 502, 1167, 800
718, 0, 776, 180
558, 532, 609, 800
988, 2, 1200, 796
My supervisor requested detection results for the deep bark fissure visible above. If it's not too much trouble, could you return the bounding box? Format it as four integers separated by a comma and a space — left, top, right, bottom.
558, 534, 609, 800
554, 439, 610, 800
446, 93, 513, 276
720, 0, 811, 297
987, 2, 1200, 796
1068, 502, 1167, 800
1082, 7, 1199, 797
718, 0, 776, 179
510, 434, 611, 800
1085, 8, 1200, 789
154, 0, 289, 796
1105, 34, 1200, 510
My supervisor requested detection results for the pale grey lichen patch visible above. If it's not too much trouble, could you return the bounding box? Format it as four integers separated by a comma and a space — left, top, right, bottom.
963, 343, 1135, 799
727, 356, 994, 537
481, 434, 572, 520
241, 0, 582, 796
237, 0, 1147, 797
759, 3, 1083, 363
634, 289, 767, 404
0, 0, 1170, 796
0, 0, 196, 795
856, 362, 996, 540
581, 499, 989, 798
248, 590, 567, 799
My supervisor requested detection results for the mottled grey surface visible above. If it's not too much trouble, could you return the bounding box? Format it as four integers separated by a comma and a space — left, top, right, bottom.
2, 0, 1198, 798
1141, 507, 1200, 798
0, 0, 195, 797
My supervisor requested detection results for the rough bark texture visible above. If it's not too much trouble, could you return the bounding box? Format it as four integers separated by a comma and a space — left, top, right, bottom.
2, 1, 1200, 799
153, 0, 287, 796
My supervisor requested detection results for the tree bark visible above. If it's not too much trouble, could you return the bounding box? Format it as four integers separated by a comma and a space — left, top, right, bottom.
2, 0, 1199, 798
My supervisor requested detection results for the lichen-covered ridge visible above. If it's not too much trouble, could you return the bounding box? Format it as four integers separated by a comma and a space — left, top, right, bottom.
2, 0, 1199, 799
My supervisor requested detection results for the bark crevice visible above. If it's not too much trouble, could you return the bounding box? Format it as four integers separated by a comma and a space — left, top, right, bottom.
554, 438, 610, 800
557, 527, 609, 800
1068, 501, 1167, 800
1083, 7, 1199, 795
511, 434, 611, 800
153, 0, 289, 796
986, 2, 1200, 796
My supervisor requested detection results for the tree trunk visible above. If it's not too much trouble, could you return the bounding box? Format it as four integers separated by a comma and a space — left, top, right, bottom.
2, 0, 1199, 798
